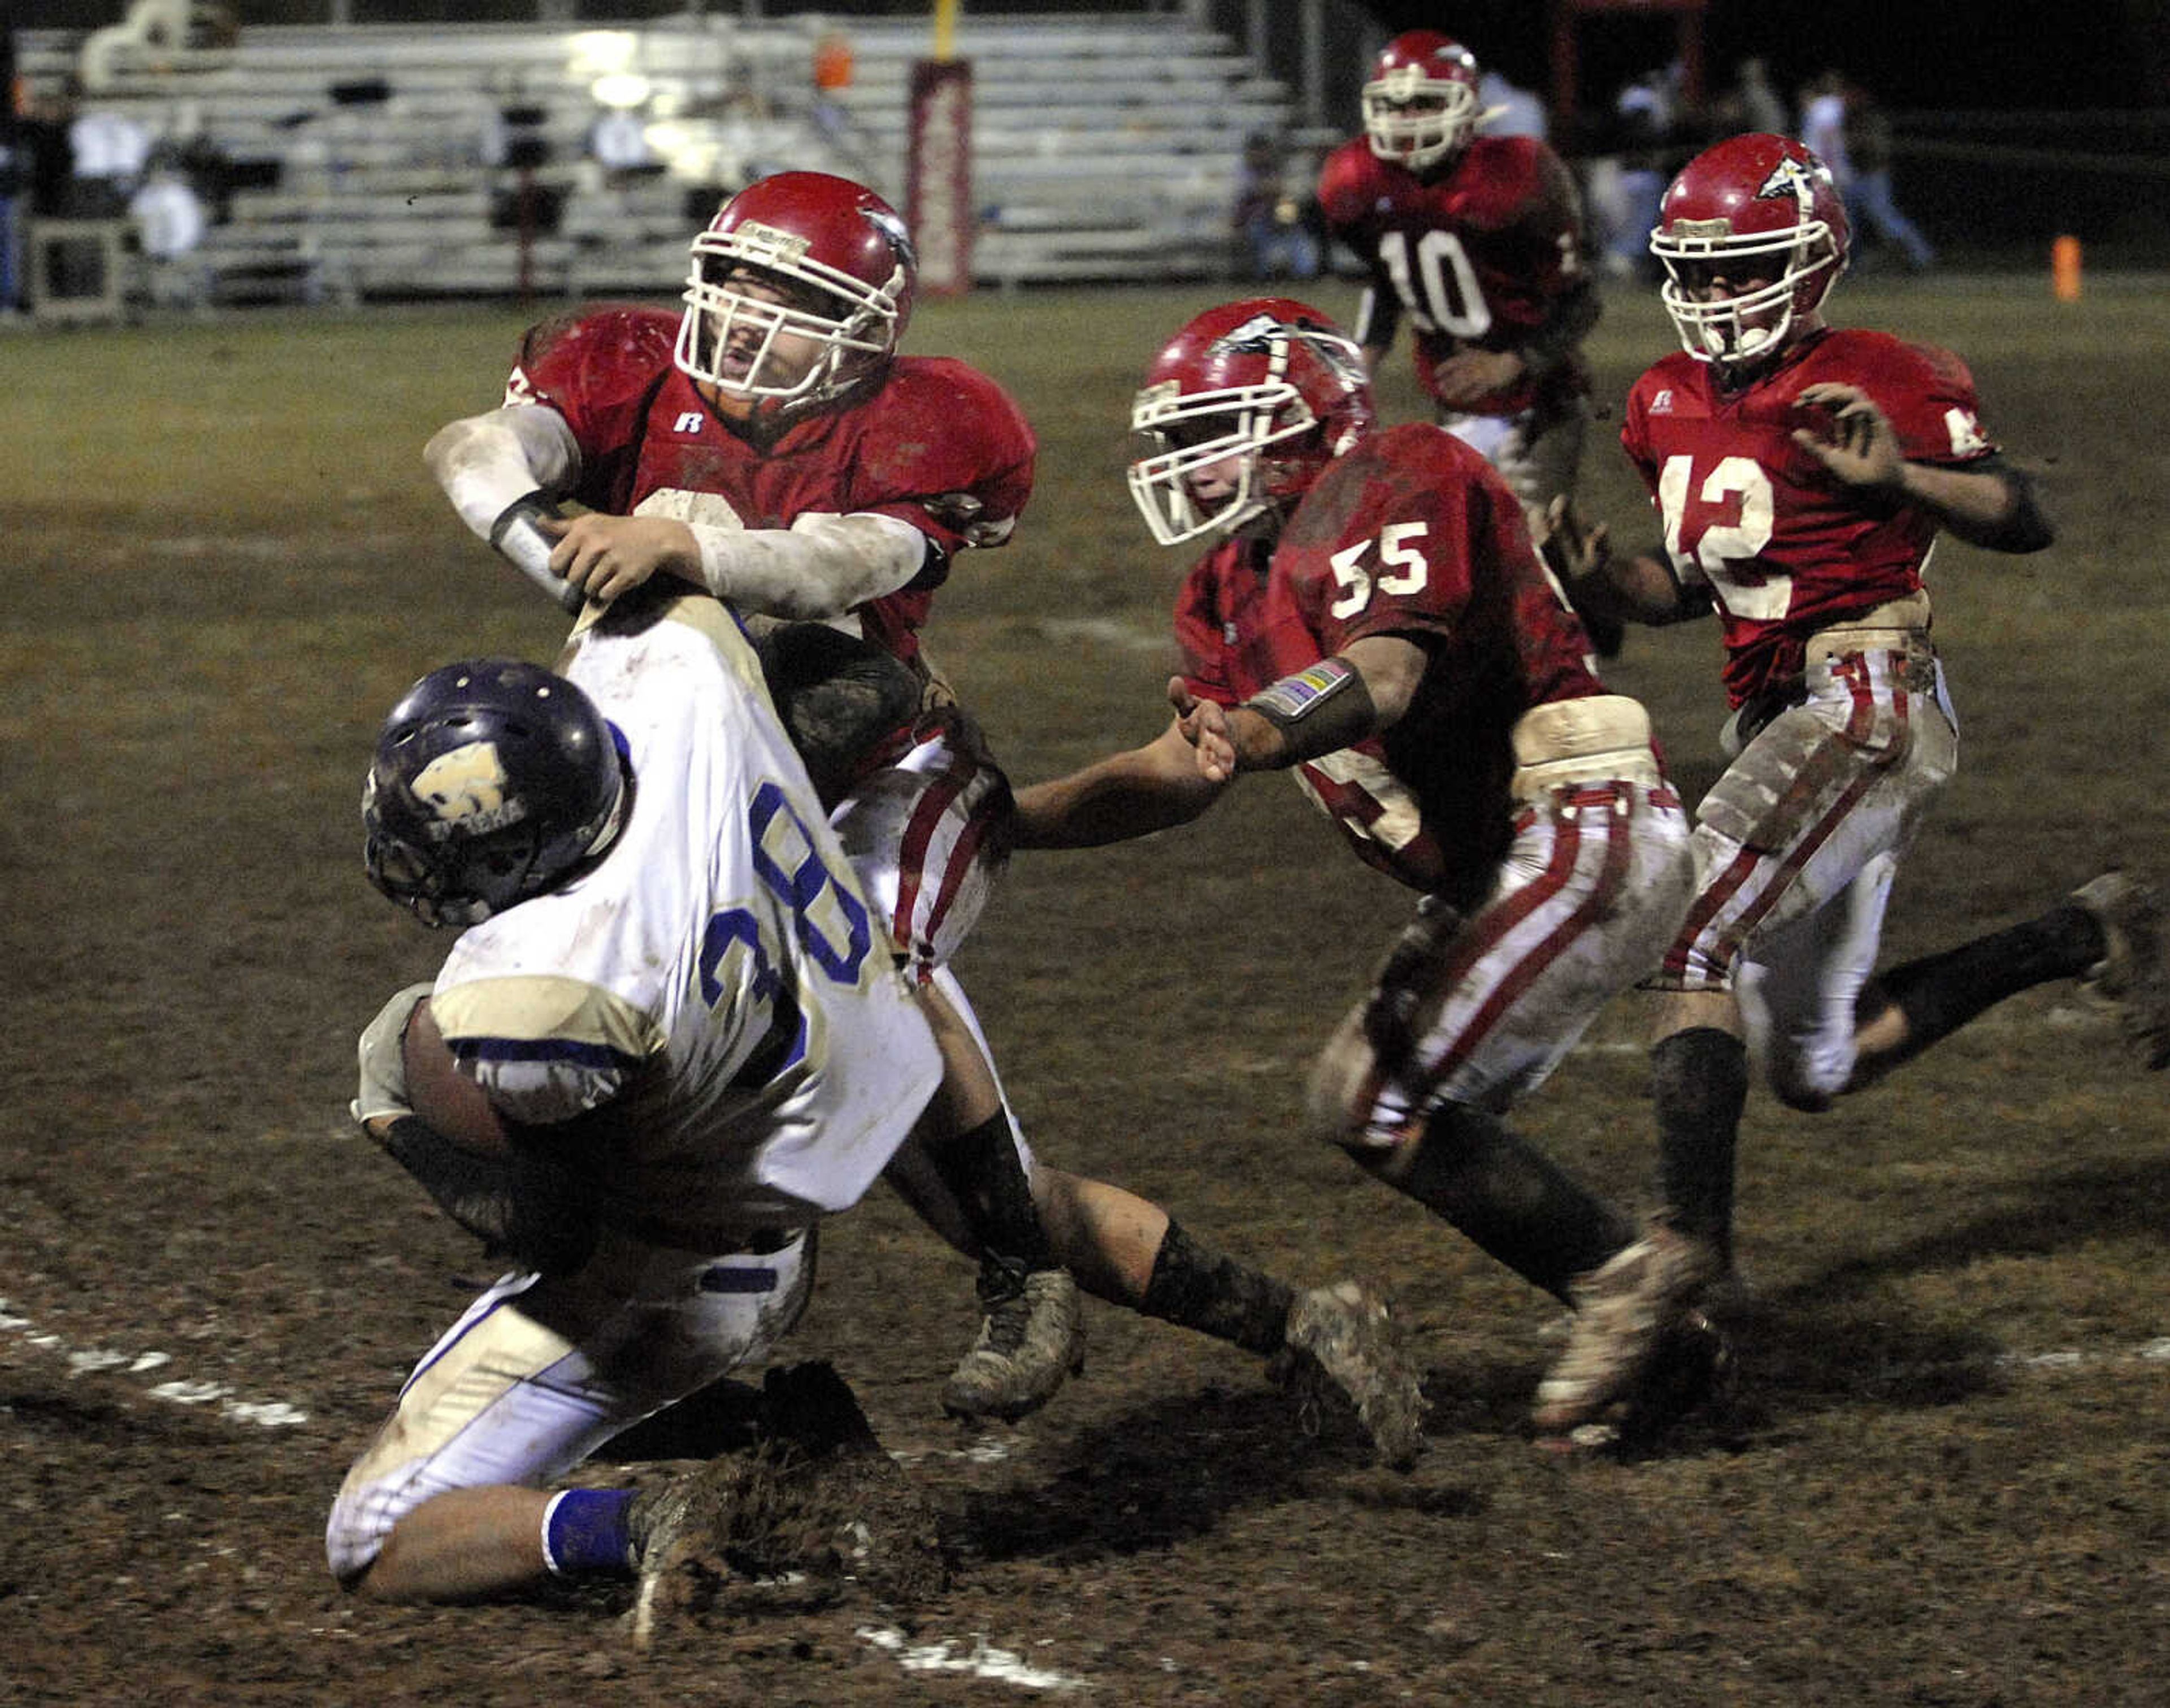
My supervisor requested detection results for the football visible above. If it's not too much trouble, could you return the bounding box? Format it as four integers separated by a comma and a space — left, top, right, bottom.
402, 996, 515, 1158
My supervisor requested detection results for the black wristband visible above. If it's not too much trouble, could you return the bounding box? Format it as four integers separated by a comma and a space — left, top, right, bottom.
487, 491, 584, 615
1241, 657, 1360, 733
488, 489, 555, 549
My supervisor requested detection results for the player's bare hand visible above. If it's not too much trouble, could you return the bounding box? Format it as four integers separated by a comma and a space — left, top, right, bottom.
1791, 383, 1903, 491
1169, 677, 1236, 783
1429, 348, 1525, 408
1537, 494, 1610, 585
545, 513, 700, 603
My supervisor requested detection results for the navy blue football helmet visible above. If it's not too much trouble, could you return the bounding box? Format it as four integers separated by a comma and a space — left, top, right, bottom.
363, 658, 627, 927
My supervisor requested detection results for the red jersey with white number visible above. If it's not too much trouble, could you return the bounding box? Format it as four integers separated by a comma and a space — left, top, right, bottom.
1175, 423, 1608, 903
505, 305, 1036, 665
1621, 326, 1997, 706
1316, 134, 1591, 417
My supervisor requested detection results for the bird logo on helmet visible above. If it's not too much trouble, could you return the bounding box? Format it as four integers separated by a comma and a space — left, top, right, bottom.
1127, 298, 1376, 547
675, 171, 918, 411
363, 659, 628, 928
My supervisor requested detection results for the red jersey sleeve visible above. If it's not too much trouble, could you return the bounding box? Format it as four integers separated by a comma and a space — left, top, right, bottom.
505, 305, 682, 495
1315, 138, 1387, 239
846, 357, 1037, 559
1170, 541, 1260, 706
1854, 336, 1997, 467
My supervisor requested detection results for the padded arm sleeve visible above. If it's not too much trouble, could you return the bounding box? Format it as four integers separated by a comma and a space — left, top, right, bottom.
691, 510, 932, 619
425, 403, 584, 542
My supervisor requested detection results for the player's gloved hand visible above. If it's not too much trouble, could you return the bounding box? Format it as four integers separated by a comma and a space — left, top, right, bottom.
352, 982, 435, 1128
1791, 382, 1904, 492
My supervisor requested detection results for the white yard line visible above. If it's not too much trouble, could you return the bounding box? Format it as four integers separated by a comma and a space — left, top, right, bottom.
857, 1625, 1092, 1692
0, 1296, 309, 1428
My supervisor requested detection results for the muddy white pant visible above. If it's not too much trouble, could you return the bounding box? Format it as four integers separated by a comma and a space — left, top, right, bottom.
325, 1225, 813, 1583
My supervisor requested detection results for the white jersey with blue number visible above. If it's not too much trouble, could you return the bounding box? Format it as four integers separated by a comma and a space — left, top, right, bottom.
426, 593, 941, 1240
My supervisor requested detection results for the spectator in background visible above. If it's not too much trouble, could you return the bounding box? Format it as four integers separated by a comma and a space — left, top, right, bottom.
1601, 62, 1683, 282
1231, 131, 1321, 283
1844, 87, 1935, 272
129, 150, 209, 310
1709, 57, 1787, 139
1478, 64, 1547, 140
1798, 71, 1851, 188
65, 75, 152, 217
15, 81, 72, 226
1, 81, 20, 317
587, 101, 653, 185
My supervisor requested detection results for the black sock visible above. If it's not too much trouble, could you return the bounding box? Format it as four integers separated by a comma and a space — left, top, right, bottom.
1869, 903, 2103, 1064
920, 1109, 1057, 1271
1139, 1220, 1295, 1356
1387, 1104, 1636, 1303
1651, 1027, 1749, 1269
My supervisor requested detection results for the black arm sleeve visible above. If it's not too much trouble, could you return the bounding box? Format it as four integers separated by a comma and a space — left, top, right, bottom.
1950, 456, 2055, 554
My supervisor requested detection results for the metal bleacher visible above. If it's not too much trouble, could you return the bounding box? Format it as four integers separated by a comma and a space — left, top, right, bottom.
19, 11, 1296, 306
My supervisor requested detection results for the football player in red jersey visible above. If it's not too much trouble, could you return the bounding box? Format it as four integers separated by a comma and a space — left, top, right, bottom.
423, 175, 1422, 1457
1540, 133, 2167, 1432
423, 171, 1085, 1423
1011, 297, 1727, 1449
1315, 32, 1617, 652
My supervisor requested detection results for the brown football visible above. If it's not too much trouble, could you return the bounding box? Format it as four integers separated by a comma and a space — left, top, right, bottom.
402, 996, 515, 1158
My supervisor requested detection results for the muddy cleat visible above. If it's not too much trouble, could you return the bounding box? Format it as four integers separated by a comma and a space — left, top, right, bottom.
2072, 872, 2170, 1070
1273, 1280, 1429, 1470
631, 1362, 946, 1649
1532, 1217, 1722, 1441
1534, 1308, 1737, 1457
627, 1455, 743, 1649
940, 1259, 1086, 1423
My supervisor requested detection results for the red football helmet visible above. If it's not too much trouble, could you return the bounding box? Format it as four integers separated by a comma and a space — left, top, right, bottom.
675, 171, 917, 408
1649, 132, 1851, 370
1361, 31, 1483, 173
1128, 298, 1375, 546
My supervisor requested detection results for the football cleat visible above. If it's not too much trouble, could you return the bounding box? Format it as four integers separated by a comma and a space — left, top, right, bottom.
2072, 872, 2170, 1070
1531, 1216, 1722, 1440
939, 1259, 1086, 1423
1272, 1280, 1430, 1470
629, 1363, 947, 1648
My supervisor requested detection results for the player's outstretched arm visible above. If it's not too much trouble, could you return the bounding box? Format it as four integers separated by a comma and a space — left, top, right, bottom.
1010, 708, 1229, 850
1537, 496, 1709, 626
426, 404, 582, 542
1791, 382, 2055, 553
1199, 635, 1419, 778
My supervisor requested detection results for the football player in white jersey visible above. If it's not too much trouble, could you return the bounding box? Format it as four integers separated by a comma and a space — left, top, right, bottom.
328, 591, 947, 1602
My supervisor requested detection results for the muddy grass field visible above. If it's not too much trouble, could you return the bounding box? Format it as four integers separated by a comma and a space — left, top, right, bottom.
3, 278, 2168, 1705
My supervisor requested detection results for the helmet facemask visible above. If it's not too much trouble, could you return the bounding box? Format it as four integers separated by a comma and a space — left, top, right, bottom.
1127, 375, 1317, 547
675, 226, 902, 408
1362, 67, 1481, 173
1652, 223, 1843, 371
